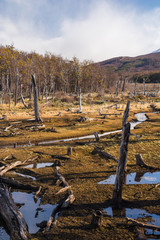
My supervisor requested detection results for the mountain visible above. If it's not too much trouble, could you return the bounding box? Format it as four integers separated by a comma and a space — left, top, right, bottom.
152, 49, 160, 53
98, 51, 160, 74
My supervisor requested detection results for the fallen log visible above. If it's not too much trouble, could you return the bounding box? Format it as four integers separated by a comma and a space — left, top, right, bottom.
118, 217, 160, 231
33, 151, 70, 160
0, 156, 38, 176
44, 164, 75, 231
135, 154, 159, 170
0, 177, 39, 191
91, 147, 118, 162
0, 187, 30, 240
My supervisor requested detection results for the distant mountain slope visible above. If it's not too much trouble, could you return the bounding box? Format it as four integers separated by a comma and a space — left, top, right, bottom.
99, 52, 160, 73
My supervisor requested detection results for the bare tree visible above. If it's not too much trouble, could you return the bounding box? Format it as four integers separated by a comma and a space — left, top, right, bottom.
112, 101, 130, 207
31, 74, 42, 122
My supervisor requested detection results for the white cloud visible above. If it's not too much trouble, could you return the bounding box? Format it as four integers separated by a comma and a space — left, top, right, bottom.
1, 0, 160, 61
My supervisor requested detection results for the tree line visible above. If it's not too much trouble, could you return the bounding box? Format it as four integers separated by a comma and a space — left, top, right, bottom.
0, 44, 119, 105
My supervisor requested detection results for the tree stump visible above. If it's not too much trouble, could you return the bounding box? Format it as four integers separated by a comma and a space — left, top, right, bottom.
91, 210, 103, 228
67, 147, 72, 156
94, 132, 100, 142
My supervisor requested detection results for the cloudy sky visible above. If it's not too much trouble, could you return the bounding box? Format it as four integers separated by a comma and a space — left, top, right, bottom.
1, 0, 160, 62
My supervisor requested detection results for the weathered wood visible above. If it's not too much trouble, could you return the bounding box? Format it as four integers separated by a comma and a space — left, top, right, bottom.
91, 147, 118, 162
33, 151, 70, 160
44, 164, 75, 231
0, 177, 39, 191
0, 156, 38, 176
135, 154, 159, 170
121, 217, 160, 231
112, 101, 130, 206
91, 210, 103, 228
0, 187, 30, 240
94, 132, 100, 142
67, 147, 72, 156
31, 75, 42, 122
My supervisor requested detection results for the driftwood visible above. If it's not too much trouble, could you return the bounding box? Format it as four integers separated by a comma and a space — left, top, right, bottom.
33, 151, 70, 160
118, 217, 160, 231
0, 187, 30, 240
44, 163, 75, 231
112, 101, 130, 206
0, 177, 39, 192
4, 125, 13, 132
91, 147, 118, 162
135, 154, 159, 170
0, 156, 38, 176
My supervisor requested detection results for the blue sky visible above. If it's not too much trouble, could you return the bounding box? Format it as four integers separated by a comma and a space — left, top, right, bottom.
0, 0, 160, 61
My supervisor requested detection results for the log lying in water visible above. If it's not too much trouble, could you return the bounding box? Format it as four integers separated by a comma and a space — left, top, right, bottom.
0, 177, 39, 192
118, 217, 160, 231
0, 156, 38, 176
0, 187, 30, 240
44, 162, 75, 232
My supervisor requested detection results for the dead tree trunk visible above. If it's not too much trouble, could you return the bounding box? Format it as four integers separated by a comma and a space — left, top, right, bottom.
112, 101, 130, 207
15, 70, 18, 106
20, 79, 28, 109
31, 75, 42, 122
1, 74, 5, 104
0, 187, 30, 240
133, 77, 137, 96
115, 81, 119, 97
143, 77, 146, 96
79, 87, 82, 113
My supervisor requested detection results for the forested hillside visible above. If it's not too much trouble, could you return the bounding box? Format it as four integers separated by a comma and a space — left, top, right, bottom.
0, 45, 118, 106
99, 52, 160, 83
0, 44, 160, 107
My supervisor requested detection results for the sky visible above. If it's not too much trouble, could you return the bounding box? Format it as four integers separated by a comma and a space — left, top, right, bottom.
1, 0, 160, 62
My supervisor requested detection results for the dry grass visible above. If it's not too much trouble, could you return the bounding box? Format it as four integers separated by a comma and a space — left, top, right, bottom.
0, 92, 160, 239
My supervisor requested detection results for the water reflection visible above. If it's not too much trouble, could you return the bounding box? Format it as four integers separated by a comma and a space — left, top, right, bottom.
98, 171, 160, 185
12, 191, 56, 233
104, 207, 160, 236
24, 162, 53, 169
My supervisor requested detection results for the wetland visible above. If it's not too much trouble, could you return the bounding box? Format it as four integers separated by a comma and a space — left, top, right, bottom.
0, 93, 160, 240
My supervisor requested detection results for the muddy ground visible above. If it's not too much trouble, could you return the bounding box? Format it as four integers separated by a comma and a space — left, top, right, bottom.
0, 94, 160, 240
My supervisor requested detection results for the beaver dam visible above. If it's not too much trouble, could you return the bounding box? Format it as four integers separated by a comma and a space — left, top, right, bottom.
0, 97, 160, 240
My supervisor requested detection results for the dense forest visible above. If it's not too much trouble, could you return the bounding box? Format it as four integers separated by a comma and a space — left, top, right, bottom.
0, 44, 119, 105
0, 44, 160, 107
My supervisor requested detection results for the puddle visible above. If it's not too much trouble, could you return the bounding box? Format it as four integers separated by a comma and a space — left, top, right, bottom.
12, 191, 56, 233
98, 171, 160, 185
38, 113, 147, 146
1, 112, 148, 148
24, 162, 53, 169
104, 207, 160, 236
130, 112, 148, 130
13, 172, 36, 180
0, 191, 56, 238
0, 226, 10, 240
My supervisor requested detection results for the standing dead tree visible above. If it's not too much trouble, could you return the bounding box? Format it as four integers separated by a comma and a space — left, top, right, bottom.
31, 75, 42, 122
112, 101, 130, 207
